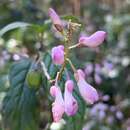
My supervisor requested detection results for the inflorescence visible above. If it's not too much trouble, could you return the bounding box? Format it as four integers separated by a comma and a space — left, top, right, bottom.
48, 8, 107, 122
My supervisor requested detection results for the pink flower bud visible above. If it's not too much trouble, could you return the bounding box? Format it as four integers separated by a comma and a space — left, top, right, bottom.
65, 80, 74, 92
79, 31, 107, 48
50, 86, 58, 97
75, 69, 85, 81
51, 45, 64, 65
75, 69, 99, 104
64, 80, 78, 116
50, 86, 64, 122
48, 8, 63, 32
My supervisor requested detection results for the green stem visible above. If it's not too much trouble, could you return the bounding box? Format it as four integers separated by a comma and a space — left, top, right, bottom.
56, 28, 70, 81
66, 58, 77, 73
69, 43, 80, 50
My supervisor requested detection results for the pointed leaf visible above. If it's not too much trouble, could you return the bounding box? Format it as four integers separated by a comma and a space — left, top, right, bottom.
0, 22, 31, 37
2, 58, 39, 130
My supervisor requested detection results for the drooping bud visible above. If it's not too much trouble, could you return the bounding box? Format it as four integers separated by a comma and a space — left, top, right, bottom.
75, 69, 99, 104
50, 86, 65, 122
48, 8, 63, 32
51, 45, 64, 65
79, 31, 106, 48
64, 80, 78, 116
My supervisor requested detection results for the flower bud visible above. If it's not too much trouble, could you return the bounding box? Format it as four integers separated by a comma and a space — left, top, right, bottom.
65, 80, 74, 92
50, 86, 64, 122
50, 86, 58, 97
64, 80, 78, 116
49, 8, 63, 32
51, 45, 64, 65
75, 69, 99, 104
79, 31, 106, 48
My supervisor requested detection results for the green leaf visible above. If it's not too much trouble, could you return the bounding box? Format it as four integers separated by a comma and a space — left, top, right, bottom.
0, 22, 31, 37
2, 58, 39, 130
43, 53, 52, 69
30, 21, 51, 33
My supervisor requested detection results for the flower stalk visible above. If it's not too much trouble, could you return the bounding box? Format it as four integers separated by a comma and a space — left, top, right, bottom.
56, 21, 74, 81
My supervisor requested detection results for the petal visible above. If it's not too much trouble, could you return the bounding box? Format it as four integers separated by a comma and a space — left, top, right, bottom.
76, 69, 99, 104
64, 95, 78, 116
50, 85, 58, 97
77, 78, 99, 104
79, 31, 106, 48
74, 69, 85, 81
65, 80, 74, 93
51, 86, 65, 122
64, 80, 78, 116
48, 8, 63, 32
52, 102, 64, 122
51, 45, 64, 65
58, 45, 64, 51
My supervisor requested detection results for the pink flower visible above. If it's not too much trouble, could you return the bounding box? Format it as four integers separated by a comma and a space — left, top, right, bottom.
116, 111, 123, 120
50, 86, 64, 122
75, 69, 99, 104
79, 31, 106, 48
95, 64, 102, 74
64, 80, 78, 116
51, 45, 64, 65
84, 63, 93, 76
48, 8, 63, 32
94, 73, 102, 85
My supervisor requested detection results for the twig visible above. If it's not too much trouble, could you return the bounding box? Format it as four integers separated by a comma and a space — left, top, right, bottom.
69, 43, 80, 49
41, 61, 51, 80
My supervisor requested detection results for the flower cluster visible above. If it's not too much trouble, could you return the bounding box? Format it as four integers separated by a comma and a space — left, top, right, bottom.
48, 8, 107, 122
83, 101, 124, 130
84, 60, 114, 85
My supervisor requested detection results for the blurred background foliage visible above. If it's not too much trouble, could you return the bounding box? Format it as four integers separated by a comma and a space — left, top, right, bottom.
0, 0, 130, 130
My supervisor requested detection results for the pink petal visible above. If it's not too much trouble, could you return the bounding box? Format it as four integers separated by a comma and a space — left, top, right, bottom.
50, 86, 65, 122
65, 80, 74, 93
75, 69, 85, 81
79, 31, 107, 48
76, 69, 99, 104
50, 86, 58, 97
64, 80, 78, 116
51, 45, 64, 65
48, 8, 63, 32
52, 102, 64, 122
